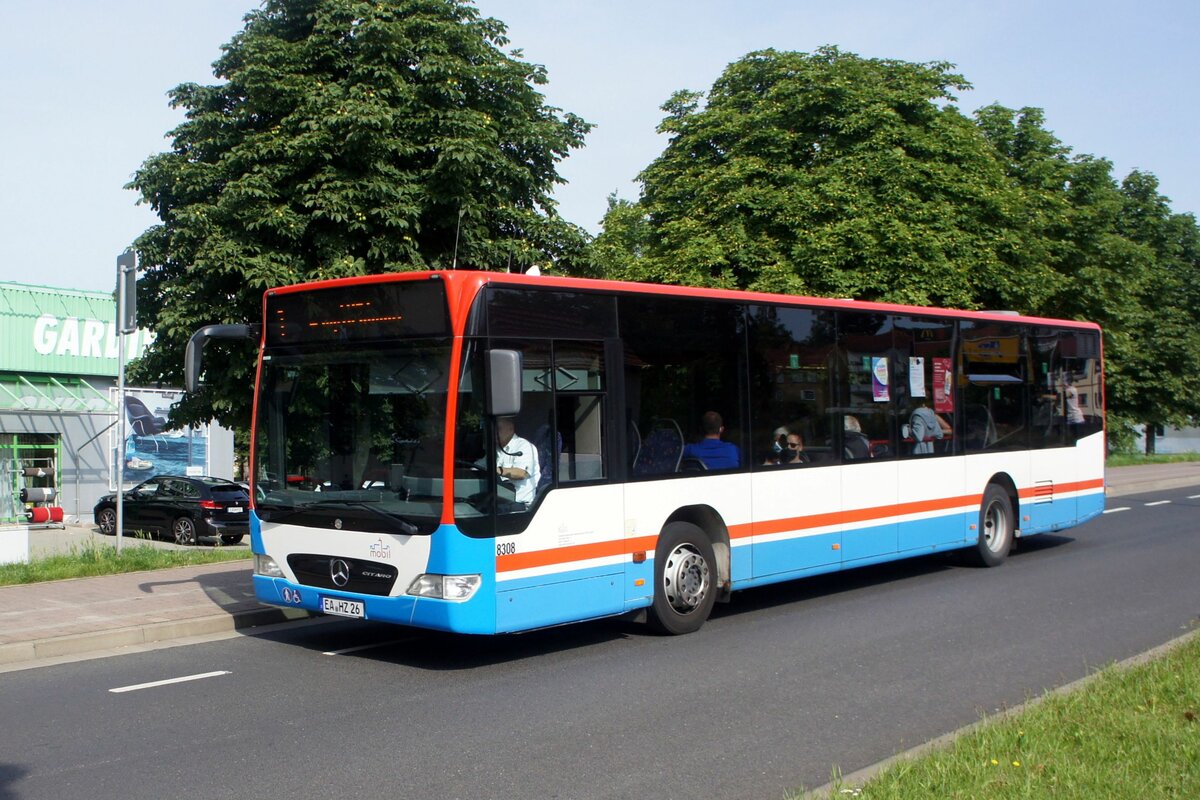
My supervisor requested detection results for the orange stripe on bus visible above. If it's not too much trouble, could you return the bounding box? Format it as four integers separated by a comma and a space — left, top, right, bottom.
497, 535, 657, 573
494, 479, 1104, 574
750, 493, 983, 538
1017, 478, 1104, 499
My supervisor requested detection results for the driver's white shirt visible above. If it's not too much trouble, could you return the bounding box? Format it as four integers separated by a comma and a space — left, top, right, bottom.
496, 433, 540, 505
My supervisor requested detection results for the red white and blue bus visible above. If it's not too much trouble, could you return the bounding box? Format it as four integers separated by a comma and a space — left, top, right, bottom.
186, 271, 1105, 635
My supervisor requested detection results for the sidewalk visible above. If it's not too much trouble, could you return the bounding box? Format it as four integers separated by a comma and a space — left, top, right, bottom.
0, 463, 1196, 669
0, 559, 310, 668
1104, 460, 1200, 498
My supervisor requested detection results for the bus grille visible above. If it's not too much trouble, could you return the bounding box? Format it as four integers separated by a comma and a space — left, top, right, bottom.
287, 554, 398, 596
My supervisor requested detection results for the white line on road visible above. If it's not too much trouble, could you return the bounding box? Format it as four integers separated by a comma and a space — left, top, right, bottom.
1188, 494, 1200, 500
110, 671, 231, 694
1103, 507, 1130, 514
1144, 500, 1172, 507
323, 640, 408, 656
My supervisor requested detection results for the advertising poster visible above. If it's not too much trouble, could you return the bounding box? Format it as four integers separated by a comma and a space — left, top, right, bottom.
933, 358, 955, 413
110, 388, 210, 486
909, 357, 926, 398
871, 357, 890, 402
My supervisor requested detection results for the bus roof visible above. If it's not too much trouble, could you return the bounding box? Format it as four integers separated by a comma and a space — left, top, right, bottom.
265, 269, 1101, 331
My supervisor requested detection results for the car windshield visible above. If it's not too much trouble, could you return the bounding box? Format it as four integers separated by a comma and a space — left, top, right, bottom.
253, 340, 452, 535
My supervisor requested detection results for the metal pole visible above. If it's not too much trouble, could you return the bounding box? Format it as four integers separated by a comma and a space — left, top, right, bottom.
115, 273, 126, 554
114, 249, 136, 553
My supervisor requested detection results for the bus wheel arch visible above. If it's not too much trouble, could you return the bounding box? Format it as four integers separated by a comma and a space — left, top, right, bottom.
663, 505, 731, 599
647, 507, 729, 635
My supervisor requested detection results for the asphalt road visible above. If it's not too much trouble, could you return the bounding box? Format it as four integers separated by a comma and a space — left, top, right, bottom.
2, 486, 1198, 800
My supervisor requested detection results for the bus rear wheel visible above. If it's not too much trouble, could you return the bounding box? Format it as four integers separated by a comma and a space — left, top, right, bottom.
648, 522, 717, 635
970, 484, 1014, 567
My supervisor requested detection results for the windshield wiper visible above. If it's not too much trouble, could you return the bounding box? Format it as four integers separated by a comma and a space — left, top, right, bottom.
306, 500, 420, 536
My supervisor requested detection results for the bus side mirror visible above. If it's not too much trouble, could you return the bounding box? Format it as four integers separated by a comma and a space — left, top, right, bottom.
185, 324, 257, 392
486, 349, 522, 416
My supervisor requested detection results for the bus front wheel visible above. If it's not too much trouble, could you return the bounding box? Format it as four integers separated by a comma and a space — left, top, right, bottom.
971, 484, 1014, 567
648, 522, 717, 635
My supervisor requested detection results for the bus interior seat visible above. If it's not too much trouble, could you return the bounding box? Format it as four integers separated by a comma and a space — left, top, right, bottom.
843, 431, 871, 460
632, 419, 684, 476
964, 405, 997, 450
531, 423, 561, 492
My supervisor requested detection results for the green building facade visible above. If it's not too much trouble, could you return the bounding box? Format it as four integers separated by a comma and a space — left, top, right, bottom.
0, 282, 233, 524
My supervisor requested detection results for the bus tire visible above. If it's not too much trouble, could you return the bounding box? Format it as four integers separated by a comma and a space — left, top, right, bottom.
970, 484, 1013, 567
648, 522, 717, 635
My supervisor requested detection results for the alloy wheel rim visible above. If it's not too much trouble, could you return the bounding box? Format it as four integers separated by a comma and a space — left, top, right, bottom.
662, 543, 710, 613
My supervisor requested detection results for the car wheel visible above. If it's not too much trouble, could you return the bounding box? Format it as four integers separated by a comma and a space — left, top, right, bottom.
220, 534, 244, 546
648, 522, 718, 635
97, 508, 117, 536
172, 517, 198, 546
970, 484, 1014, 567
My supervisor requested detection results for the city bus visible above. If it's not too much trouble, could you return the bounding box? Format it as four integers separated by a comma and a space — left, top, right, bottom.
186, 271, 1105, 635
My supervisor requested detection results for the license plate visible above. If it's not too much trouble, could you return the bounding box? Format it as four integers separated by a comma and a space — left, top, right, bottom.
228, 506, 243, 514
322, 597, 364, 618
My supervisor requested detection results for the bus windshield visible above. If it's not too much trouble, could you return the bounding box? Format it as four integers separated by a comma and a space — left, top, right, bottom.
253, 341, 453, 535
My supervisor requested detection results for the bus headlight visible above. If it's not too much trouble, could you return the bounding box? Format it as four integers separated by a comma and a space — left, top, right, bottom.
407, 574, 481, 602
254, 555, 284, 578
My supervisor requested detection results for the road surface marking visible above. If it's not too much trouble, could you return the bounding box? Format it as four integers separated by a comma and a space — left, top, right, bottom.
1188, 494, 1200, 500
1103, 507, 1130, 514
110, 671, 231, 693
1144, 500, 1172, 507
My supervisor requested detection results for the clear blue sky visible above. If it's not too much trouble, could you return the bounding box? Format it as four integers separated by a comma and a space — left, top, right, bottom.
1, 0, 1195, 293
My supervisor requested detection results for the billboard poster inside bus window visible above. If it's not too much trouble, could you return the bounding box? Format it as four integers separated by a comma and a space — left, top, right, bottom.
933, 358, 954, 413
909, 357, 926, 398
871, 357, 889, 401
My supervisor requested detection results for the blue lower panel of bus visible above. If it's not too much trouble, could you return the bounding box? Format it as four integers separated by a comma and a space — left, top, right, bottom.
751, 513, 970, 580
1024, 496, 1076, 534
1077, 491, 1104, 523
495, 566, 624, 633
254, 575, 500, 635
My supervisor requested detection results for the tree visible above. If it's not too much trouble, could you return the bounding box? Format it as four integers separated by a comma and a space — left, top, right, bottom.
597, 51, 1200, 449
596, 47, 1060, 311
1111, 172, 1200, 451
128, 0, 591, 429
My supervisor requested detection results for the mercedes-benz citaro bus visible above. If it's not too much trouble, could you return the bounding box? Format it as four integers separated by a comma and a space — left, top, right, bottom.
185, 270, 1105, 635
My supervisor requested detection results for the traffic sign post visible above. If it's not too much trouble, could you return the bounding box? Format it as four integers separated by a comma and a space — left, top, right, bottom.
115, 249, 137, 553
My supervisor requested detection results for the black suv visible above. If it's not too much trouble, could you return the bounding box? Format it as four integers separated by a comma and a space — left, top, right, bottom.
94, 476, 250, 546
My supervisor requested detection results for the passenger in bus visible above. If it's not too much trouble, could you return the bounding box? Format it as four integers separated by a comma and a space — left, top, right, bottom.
683, 411, 740, 469
763, 427, 807, 465
494, 416, 541, 506
908, 405, 946, 455
843, 415, 871, 460
1064, 377, 1085, 428
762, 426, 790, 465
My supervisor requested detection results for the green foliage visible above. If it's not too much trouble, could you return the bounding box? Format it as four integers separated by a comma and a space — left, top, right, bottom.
599, 47, 1060, 311
128, 0, 591, 429
597, 47, 1200, 435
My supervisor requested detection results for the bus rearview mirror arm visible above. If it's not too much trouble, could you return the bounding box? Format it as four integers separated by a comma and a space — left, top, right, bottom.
185, 324, 260, 393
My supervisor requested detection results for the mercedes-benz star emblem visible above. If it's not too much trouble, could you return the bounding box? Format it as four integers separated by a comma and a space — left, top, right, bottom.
330, 559, 351, 587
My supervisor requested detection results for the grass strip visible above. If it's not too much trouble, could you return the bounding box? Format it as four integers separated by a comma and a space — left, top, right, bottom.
0, 544, 250, 586
1107, 452, 1200, 467
811, 632, 1200, 799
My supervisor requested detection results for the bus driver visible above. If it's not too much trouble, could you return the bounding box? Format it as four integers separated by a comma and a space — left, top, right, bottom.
495, 417, 540, 506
